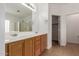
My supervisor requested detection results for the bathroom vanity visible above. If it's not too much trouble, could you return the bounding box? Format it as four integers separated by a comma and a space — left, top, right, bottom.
5, 3, 47, 56
5, 33, 47, 56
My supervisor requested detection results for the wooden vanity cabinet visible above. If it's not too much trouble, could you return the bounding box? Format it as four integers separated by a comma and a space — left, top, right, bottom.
34, 34, 47, 56
8, 40, 24, 56
34, 36, 41, 56
24, 37, 34, 56
5, 44, 9, 56
5, 34, 47, 56
40, 34, 47, 53
44, 34, 47, 49
40, 35, 45, 53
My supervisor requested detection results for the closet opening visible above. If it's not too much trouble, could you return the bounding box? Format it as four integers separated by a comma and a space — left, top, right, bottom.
52, 15, 60, 46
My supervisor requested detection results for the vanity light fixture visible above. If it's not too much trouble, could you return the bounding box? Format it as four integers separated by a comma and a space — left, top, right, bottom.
21, 3, 36, 12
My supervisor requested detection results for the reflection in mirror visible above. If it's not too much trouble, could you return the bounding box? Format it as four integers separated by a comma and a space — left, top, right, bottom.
5, 3, 32, 33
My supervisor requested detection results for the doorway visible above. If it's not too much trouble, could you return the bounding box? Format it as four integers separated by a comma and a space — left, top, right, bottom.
52, 15, 60, 46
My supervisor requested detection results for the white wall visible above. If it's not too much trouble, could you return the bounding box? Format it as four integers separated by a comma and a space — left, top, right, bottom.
48, 4, 63, 15
61, 3, 79, 44
0, 4, 5, 56
32, 4, 39, 32
67, 14, 79, 44
48, 4, 67, 47
32, 3, 48, 33
37, 3, 48, 33
32, 3, 49, 48
61, 3, 79, 15
60, 15, 66, 46
48, 3, 79, 48
32, 3, 79, 49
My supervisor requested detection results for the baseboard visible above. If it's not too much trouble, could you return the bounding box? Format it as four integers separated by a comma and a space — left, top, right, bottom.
59, 42, 66, 46
52, 40, 58, 41
47, 45, 52, 49
67, 42, 79, 45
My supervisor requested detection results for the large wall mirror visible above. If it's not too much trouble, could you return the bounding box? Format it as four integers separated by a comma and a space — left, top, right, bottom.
5, 3, 35, 32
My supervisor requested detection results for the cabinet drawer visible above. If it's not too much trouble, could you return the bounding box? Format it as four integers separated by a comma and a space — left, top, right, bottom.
35, 48, 41, 56
5, 44, 9, 56
35, 36, 40, 41
35, 44, 40, 50
35, 40, 40, 46
25, 39, 33, 46
24, 38, 34, 56
8, 40, 24, 56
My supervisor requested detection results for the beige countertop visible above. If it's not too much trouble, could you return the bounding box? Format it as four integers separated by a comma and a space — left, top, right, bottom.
5, 32, 47, 44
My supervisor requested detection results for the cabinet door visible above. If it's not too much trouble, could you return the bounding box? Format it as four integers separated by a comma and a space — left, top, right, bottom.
40, 34, 47, 53
24, 38, 34, 56
5, 44, 9, 56
44, 34, 47, 49
34, 36, 41, 56
40, 35, 44, 53
8, 40, 24, 56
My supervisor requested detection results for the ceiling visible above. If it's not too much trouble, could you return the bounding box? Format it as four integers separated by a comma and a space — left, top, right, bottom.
5, 3, 32, 17
49, 3, 69, 6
